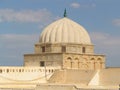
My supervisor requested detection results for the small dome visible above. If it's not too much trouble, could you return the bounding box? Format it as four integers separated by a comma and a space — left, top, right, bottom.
39, 17, 91, 44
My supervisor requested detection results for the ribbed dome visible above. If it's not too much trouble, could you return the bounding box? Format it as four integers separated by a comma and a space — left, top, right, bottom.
39, 17, 91, 44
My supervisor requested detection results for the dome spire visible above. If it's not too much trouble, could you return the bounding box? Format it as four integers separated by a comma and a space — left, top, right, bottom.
63, 8, 67, 17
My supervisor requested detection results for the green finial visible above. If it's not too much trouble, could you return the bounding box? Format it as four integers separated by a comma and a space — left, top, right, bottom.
63, 8, 67, 17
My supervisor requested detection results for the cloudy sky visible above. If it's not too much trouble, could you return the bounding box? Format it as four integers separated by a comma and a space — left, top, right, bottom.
0, 0, 120, 67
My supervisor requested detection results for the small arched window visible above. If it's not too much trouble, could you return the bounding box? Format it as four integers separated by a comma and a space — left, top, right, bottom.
62, 46, 66, 52
7, 69, 9, 73
19, 69, 21, 72
40, 61, 45, 67
97, 58, 102, 62
0, 69, 2, 73
67, 57, 72, 60
82, 47, 86, 53
42, 46, 45, 52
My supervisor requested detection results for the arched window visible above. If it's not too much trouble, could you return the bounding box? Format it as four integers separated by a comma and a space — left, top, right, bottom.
40, 61, 45, 67
0, 69, 2, 73
67, 57, 72, 60
82, 47, 86, 53
52, 69, 54, 72
42, 46, 45, 52
49, 69, 51, 73
97, 58, 102, 61
7, 69, 9, 73
62, 46, 66, 52
75, 58, 79, 61
19, 69, 21, 72
91, 58, 95, 61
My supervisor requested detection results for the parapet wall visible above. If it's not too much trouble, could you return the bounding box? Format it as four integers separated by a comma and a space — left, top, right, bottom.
36, 84, 77, 90
0, 67, 56, 74
0, 66, 59, 83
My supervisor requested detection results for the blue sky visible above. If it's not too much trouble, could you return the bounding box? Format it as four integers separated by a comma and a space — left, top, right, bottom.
0, 0, 120, 67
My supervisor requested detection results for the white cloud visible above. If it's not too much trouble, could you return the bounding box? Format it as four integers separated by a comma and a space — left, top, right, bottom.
0, 34, 39, 66
90, 32, 120, 46
0, 9, 53, 23
112, 19, 120, 26
70, 2, 80, 8
0, 34, 39, 55
0, 34, 39, 48
70, 2, 96, 9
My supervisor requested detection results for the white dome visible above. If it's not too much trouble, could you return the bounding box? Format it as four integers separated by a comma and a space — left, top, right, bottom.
39, 17, 91, 44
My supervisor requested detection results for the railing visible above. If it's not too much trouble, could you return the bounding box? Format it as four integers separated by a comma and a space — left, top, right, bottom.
0, 67, 59, 74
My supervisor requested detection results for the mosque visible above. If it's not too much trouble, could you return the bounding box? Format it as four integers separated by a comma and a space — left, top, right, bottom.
0, 11, 120, 90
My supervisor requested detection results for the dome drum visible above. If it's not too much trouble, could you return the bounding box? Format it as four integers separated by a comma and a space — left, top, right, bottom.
34, 43, 94, 54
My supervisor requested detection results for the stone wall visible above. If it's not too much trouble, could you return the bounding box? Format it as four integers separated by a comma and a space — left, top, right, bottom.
24, 53, 63, 67
34, 43, 94, 54
35, 84, 119, 90
35, 84, 77, 90
63, 53, 105, 70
